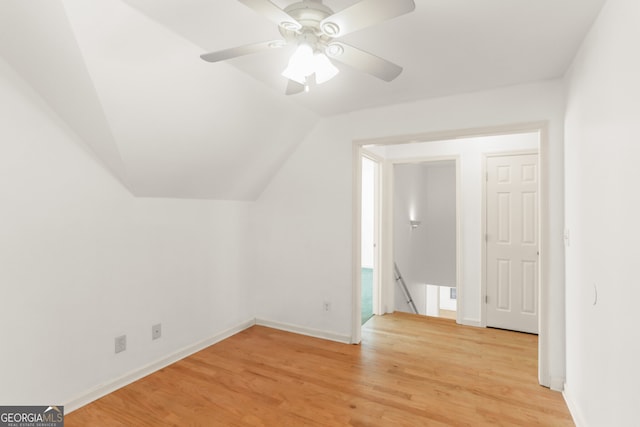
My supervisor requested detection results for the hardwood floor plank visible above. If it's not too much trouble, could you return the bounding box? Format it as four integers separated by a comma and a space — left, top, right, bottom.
66, 313, 574, 426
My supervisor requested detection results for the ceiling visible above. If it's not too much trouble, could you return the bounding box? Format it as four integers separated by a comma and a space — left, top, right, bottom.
0, 0, 605, 200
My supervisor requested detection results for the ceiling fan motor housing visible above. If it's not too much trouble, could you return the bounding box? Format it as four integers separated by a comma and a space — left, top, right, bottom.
281, 0, 336, 54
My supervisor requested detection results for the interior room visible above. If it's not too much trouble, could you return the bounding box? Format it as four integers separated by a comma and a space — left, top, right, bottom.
1, 0, 639, 425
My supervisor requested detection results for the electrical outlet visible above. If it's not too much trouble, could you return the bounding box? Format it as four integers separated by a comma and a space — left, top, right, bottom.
323, 300, 331, 312
115, 335, 126, 354
152, 323, 162, 340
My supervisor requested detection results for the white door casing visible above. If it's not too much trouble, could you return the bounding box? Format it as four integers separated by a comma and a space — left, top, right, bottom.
361, 154, 382, 316
485, 153, 539, 334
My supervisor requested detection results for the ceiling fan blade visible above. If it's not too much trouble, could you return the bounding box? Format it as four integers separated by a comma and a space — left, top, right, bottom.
285, 79, 305, 95
200, 40, 285, 63
238, 0, 302, 30
326, 42, 402, 82
320, 0, 415, 37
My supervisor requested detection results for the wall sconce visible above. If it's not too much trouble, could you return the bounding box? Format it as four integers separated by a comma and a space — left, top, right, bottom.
409, 220, 421, 229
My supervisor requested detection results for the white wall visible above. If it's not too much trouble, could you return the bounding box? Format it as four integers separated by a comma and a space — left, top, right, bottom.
251, 80, 566, 388
393, 161, 456, 314
0, 58, 252, 407
439, 287, 457, 311
250, 117, 355, 341
563, 0, 640, 425
425, 285, 439, 317
423, 164, 457, 285
425, 285, 458, 316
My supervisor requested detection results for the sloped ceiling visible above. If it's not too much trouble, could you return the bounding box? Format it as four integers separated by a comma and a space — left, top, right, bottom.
0, 0, 605, 200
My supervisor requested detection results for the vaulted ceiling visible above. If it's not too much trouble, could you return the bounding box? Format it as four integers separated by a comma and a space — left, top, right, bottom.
0, 0, 605, 200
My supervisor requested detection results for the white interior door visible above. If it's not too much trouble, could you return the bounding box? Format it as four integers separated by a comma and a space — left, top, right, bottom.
485, 153, 539, 334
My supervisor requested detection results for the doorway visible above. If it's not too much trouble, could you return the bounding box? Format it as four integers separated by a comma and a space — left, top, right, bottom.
353, 124, 551, 386
361, 155, 380, 325
484, 152, 539, 334
392, 159, 457, 318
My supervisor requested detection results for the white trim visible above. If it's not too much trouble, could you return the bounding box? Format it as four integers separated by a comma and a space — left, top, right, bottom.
481, 154, 488, 328
383, 158, 394, 313
454, 157, 463, 325
361, 148, 384, 164
484, 149, 539, 157
549, 376, 565, 392
361, 151, 383, 316
459, 318, 482, 327
352, 143, 363, 344
381, 159, 395, 314
373, 158, 382, 316
65, 318, 256, 413
255, 318, 352, 344
563, 384, 587, 427
537, 124, 551, 388
354, 122, 545, 147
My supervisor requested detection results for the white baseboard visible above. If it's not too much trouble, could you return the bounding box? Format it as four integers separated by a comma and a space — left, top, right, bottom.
65, 318, 255, 413
563, 383, 587, 427
255, 318, 352, 344
65, 317, 351, 413
549, 376, 565, 392
459, 317, 482, 327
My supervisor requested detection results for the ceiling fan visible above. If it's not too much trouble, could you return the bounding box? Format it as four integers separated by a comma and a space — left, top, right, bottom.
200, 0, 416, 94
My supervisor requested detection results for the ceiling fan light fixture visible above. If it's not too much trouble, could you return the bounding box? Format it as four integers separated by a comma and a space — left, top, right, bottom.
325, 43, 344, 58
201, 0, 416, 94
321, 22, 340, 37
313, 52, 339, 84
280, 21, 302, 31
281, 42, 314, 84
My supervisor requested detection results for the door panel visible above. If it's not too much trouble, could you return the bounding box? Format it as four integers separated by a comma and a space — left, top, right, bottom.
486, 154, 539, 334
497, 259, 511, 310
497, 193, 511, 243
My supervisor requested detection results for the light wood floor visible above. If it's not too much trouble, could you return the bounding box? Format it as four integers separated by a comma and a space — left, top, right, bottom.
66, 313, 573, 426
438, 309, 457, 320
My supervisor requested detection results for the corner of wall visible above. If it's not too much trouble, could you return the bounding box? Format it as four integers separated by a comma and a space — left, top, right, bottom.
563, 384, 587, 427
65, 318, 256, 414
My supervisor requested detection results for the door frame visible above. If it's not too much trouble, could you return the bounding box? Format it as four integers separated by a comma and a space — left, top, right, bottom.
351, 121, 552, 387
361, 152, 383, 317
481, 150, 540, 331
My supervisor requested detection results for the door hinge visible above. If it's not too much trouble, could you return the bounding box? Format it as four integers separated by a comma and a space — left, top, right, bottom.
485, 295, 488, 304
486, 172, 489, 181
